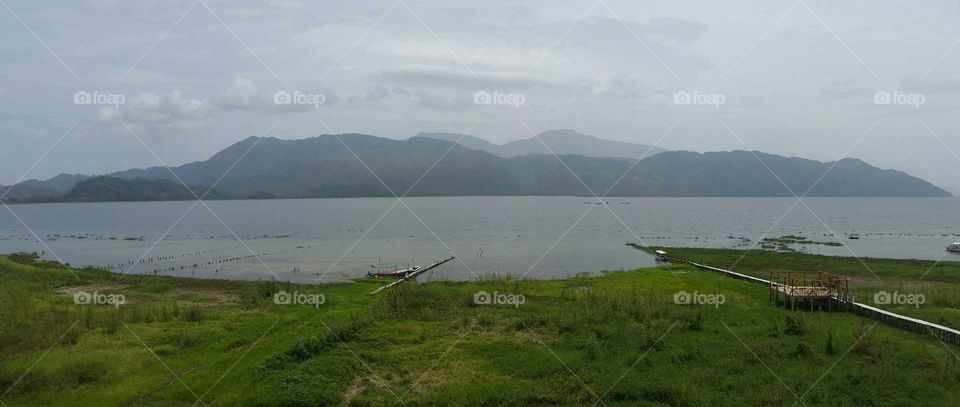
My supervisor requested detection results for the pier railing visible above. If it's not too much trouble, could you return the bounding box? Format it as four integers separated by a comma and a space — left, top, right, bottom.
654, 250, 960, 346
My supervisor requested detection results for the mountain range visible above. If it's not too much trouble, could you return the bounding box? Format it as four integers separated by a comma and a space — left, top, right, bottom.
0, 130, 951, 202
418, 129, 666, 160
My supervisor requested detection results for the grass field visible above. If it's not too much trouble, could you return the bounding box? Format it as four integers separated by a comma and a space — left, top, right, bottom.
1, 252, 959, 406
643, 245, 960, 329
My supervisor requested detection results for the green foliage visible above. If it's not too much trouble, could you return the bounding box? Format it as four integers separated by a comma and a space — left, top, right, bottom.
1, 253, 959, 406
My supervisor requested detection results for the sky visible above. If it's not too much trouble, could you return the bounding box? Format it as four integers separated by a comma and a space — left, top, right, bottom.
2, 0, 960, 193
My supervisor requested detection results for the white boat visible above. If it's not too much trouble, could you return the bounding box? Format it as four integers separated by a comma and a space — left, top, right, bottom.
947, 242, 960, 253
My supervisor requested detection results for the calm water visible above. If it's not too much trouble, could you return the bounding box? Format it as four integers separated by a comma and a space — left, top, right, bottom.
1, 197, 958, 283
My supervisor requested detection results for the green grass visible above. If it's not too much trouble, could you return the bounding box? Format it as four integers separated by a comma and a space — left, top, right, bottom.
639, 245, 960, 330
1, 252, 959, 406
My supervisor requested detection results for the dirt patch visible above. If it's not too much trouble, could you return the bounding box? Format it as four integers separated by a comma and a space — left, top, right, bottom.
342, 372, 398, 405
57, 284, 125, 296
57, 283, 134, 304
170, 288, 240, 306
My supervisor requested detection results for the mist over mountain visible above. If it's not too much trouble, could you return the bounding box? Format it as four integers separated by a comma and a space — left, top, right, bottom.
0, 173, 90, 200
418, 129, 666, 160
1, 133, 950, 202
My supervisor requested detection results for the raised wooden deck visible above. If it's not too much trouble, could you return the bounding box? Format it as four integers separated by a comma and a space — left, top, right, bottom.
651, 249, 960, 345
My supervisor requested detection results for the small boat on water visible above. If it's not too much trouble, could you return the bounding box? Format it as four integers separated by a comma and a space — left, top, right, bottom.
947, 242, 960, 253
368, 265, 421, 279
848, 234, 860, 240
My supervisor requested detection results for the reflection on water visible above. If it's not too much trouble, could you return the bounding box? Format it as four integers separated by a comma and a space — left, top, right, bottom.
1, 197, 958, 283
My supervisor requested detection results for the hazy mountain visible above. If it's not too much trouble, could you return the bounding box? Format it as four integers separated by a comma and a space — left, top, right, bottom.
418, 129, 667, 159
63, 177, 224, 202
21, 133, 948, 202
0, 173, 90, 200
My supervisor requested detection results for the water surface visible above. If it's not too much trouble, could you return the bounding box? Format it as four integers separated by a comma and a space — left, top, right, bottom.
1, 197, 957, 283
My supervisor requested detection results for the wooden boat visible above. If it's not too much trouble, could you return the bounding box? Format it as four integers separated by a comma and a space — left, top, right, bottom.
368, 265, 421, 279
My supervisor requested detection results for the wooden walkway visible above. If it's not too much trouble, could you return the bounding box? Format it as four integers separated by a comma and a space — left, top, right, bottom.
661, 253, 960, 346
369, 256, 456, 294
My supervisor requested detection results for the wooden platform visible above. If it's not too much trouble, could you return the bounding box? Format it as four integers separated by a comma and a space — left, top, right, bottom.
771, 285, 839, 298
648, 249, 960, 345
768, 271, 850, 311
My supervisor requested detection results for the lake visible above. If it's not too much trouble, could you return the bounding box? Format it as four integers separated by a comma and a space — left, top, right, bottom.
1, 197, 958, 283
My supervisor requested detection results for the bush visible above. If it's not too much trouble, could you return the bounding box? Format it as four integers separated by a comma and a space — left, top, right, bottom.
784, 315, 805, 336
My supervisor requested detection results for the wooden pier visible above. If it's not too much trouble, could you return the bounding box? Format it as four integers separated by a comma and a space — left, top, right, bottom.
651, 249, 960, 346
369, 256, 456, 294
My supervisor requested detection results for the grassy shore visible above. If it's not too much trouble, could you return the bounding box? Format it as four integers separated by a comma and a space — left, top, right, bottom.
1, 252, 959, 406
643, 246, 960, 329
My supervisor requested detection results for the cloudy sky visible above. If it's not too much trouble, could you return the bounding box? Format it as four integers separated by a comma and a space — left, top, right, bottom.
3, 0, 960, 192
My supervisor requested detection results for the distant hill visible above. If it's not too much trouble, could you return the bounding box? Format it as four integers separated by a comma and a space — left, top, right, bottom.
0, 173, 89, 200
63, 177, 222, 202
4, 134, 951, 202
418, 129, 667, 159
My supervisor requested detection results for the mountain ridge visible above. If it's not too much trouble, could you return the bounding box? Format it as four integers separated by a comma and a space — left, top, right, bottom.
1, 132, 951, 202
417, 129, 667, 160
